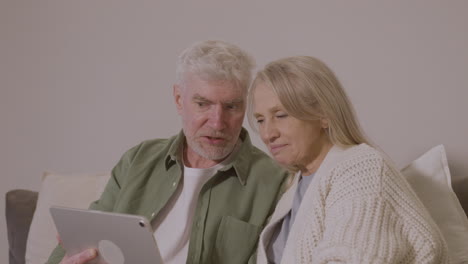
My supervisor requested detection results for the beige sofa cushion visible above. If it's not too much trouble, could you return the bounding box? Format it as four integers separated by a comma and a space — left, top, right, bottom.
25, 171, 110, 264
402, 145, 468, 263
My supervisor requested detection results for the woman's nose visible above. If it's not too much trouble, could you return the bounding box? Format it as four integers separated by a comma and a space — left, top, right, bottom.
263, 121, 279, 142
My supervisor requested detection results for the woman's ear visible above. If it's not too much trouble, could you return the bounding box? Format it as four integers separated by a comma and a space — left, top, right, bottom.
320, 117, 329, 129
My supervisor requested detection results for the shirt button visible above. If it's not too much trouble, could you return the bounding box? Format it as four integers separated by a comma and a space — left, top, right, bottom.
151, 212, 156, 218
172, 181, 177, 187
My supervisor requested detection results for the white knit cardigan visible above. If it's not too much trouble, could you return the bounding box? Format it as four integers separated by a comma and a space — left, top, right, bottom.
257, 144, 449, 264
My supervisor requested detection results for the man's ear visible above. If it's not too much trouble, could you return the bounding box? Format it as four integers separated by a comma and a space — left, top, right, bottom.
173, 84, 183, 114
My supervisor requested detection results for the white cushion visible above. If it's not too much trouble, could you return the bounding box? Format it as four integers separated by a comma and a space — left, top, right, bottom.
25, 171, 111, 264
402, 145, 468, 263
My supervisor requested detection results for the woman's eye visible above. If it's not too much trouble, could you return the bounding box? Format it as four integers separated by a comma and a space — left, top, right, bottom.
276, 114, 288, 119
256, 119, 264, 124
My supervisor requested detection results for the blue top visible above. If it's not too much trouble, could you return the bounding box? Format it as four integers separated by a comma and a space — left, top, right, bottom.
267, 172, 315, 264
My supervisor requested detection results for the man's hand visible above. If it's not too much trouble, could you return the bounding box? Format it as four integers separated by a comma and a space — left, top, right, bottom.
59, 248, 98, 264
57, 235, 98, 264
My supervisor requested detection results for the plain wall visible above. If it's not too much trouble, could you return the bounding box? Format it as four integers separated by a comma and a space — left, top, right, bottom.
1, 1, 467, 262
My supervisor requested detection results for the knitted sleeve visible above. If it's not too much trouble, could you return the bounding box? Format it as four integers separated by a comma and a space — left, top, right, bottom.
298, 148, 449, 264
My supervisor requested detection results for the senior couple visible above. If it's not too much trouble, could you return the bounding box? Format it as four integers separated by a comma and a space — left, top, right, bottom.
48, 40, 449, 264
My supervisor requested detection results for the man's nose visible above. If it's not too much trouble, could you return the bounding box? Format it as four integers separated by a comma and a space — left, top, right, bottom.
208, 105, 227, 130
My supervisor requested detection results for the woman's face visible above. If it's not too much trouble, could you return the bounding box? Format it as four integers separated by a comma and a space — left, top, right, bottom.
252, 83, 331, 174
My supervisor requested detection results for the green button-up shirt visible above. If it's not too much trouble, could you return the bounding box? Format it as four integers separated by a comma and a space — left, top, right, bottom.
47, 128, 288, 264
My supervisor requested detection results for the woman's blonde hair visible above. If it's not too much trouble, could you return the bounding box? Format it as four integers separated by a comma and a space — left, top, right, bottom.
248, 56, 370, 147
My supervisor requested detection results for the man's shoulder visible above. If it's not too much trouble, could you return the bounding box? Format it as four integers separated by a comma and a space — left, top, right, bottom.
121, 135, 178, 161
247, 145, 277, 164
111, 135, 179, 183
241, 144, 288, 179
137, 136, 176, 150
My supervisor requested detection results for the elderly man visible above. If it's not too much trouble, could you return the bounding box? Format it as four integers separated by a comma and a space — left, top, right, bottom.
47, 40, 287, 264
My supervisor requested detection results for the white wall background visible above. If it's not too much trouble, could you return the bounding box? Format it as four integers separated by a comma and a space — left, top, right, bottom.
1, 1, 467, 262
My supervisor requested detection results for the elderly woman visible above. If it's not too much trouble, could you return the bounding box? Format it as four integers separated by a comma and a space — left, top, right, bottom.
249, 56, 449, 264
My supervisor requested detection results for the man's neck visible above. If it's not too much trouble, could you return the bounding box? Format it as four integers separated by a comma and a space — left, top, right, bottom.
183, 140, 241, 169
184, 156, 222, 169
183, 147, 226, 169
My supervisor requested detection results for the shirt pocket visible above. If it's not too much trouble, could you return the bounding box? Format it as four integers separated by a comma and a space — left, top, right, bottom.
212, 215, 262, 264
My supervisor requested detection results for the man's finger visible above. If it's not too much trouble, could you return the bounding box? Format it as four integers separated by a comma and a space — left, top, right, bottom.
56, 234, 62, 245
63, 248, 98, 264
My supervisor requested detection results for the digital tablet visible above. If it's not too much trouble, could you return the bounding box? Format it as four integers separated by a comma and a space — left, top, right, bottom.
50, 206, 163, 264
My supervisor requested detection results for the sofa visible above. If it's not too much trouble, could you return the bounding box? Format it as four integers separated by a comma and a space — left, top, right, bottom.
5, 145, 468, 264
6, 189, 38, 264
6, 171, 111, 264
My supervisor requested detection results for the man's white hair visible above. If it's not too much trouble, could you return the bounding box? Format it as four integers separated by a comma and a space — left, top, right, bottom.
176, 40, 255, 91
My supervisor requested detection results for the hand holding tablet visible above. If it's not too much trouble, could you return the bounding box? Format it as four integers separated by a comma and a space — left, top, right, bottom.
59, 248, 98, 264
50, 206, 164, 264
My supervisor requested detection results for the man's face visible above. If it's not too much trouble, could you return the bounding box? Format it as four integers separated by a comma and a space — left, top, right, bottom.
174, 73, 246, 166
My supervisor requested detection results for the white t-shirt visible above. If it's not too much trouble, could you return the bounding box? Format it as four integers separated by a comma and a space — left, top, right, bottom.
152, 141, 240, 264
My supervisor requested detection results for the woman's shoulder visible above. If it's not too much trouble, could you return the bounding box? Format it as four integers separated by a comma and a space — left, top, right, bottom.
324, 144, 393, 188
332, 143, 387, 169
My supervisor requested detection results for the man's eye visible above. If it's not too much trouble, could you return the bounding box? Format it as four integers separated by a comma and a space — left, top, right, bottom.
226, 101, 243, 110
256, 119, 264, 124
196, 102, 207, 107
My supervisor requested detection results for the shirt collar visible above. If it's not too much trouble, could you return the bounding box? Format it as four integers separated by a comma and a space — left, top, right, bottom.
164, 128, 254, 186
165, 130, 185, 169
